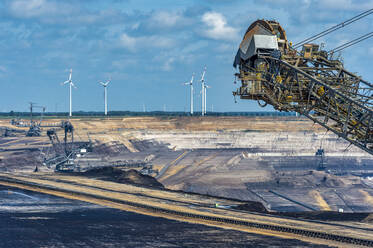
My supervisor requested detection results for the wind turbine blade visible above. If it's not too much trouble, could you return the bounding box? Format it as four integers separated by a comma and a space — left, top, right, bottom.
200, 66, 206, 81
69, 69, 72, 80
61, 80, 69, 85
99, 82, 105, 86
71, 82, 77, 89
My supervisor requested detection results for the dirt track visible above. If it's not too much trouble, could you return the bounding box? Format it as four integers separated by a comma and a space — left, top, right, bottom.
1, 172, 372, 247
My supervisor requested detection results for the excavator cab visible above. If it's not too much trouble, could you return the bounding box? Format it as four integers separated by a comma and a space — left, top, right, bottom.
302, 44, 319, 59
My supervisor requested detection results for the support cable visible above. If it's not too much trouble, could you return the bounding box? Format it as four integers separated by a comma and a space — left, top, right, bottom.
293, 9, 373, 48
328, 32, 373, 53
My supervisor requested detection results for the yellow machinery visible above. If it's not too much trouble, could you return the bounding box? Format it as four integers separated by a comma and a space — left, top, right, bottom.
233, 19, 373, 155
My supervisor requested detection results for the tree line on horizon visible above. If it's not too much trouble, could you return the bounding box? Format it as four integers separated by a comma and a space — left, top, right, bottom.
0, 110, 297, 118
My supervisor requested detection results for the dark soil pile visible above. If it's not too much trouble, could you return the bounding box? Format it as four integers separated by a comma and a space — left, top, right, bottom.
233, 202, 268, 213
273, 211, 371, 222
79, 167, 164, 189
363, 214, 373, 223
0, 127, 24, 137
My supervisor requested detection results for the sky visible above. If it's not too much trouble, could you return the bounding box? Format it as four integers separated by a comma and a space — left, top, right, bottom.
0, 0, 372, 113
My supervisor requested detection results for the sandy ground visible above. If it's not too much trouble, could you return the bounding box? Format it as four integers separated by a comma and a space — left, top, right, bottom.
0, 116, 326, 132
1, 116, 373, 212
1, 185, 334, 248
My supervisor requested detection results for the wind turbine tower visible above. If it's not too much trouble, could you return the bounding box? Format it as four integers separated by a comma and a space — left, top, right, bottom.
200, 66, 207, 116
99, 77, 111, 116
183, 73, 194, 115
61, 69, 77, 117
203, 83, 211, 115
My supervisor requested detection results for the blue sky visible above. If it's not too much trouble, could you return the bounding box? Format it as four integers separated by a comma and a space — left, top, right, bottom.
0, 0, 372, 112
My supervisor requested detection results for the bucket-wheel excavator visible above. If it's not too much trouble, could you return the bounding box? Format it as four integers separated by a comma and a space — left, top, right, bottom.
233, 13, 373, 155
42, 121, 92, 172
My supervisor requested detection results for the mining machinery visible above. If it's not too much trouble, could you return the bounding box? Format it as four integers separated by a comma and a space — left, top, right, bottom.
42, 122, 157, 174
27, 102, 45, 136
42, 121, 92, 171
11, 103, 66, 136
233, 16, 373, 155
315, 147, 326, 171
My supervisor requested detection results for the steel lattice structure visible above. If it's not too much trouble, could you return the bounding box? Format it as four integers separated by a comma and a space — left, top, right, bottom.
233, 20, 373, 155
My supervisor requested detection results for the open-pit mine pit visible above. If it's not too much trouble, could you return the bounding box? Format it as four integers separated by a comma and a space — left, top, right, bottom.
1, 116, 373, 246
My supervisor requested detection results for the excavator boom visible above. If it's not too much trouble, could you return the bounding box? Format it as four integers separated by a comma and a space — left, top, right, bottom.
233, 20, 373, 155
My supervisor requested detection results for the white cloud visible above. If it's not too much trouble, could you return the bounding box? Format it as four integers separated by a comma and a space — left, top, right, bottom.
151, 44, 204, 72
9, 0, 59, 18
146, 11, 194, 30
7, 0, 119, 25
112, 59, 137, 70
151, 11, 181, 28
119, 33, 175, 51
0, 65, 7, 79
215, 43, 233, 52
131, 22, 140, 30
120, 33, 137, 51
369, 47, 373, 56
161, 57, 175, 71
201, 11, 238, 41
181, 40, 209, 54
316, 0, 373, 10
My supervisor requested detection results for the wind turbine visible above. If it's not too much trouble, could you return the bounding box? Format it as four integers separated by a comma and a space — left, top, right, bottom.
98, 77, 111, 116
200, 66, 207, 116
61, 69, 77, 117
183, 73, 194, 115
